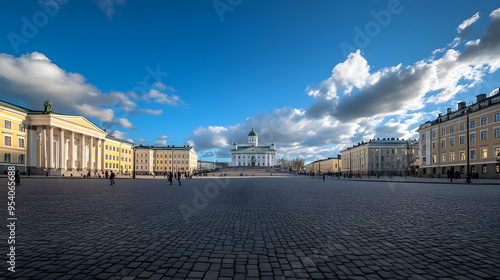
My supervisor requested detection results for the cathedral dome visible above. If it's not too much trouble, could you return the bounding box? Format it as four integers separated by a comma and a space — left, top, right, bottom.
248, 126, 258, 137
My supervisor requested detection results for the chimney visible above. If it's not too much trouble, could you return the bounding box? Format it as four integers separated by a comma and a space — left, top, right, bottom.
476, 94, 487, 102
446, 108, 452, 114
457, 102, 466, 110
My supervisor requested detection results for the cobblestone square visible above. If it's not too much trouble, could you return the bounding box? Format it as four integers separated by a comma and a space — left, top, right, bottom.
1, 176, 499, 279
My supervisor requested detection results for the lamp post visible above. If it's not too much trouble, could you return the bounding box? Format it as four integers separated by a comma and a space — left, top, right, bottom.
466, 108, 471, 184
132, 146, 137, 179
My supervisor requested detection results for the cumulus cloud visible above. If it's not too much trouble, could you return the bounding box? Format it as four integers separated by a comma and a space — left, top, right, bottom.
0, 52, 176, 133
143, 89, 184, 106
152, 135, 171, 147
187, 7, 500, 163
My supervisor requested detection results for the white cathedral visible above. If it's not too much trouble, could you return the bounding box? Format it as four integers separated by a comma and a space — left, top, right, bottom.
230, 126, 277, 167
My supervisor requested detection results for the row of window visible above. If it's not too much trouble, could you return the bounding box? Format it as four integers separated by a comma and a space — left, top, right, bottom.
3, 120, 25, 132
138, 153, 189, 158
422, 113, 500, 140
104, 162, 131, 170
423, 147, 500, 164
137, 165, 188, 171
2, 135, 25, 148
369, 156, 410, 162
370, 163, 406, 169
2, 153, 25, 164
425, 128, 500, 150
105, 145, 132, 154
105, 154, 131, 162
427, 165, 498, 175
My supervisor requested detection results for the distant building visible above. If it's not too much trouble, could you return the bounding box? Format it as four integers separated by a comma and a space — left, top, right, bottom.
340, 138, 419, 176
135, 145, 198, 175
231, 126, 277, 167
198, 160, 215, 171
305, 157, 341, 174
417, 92, 500, 178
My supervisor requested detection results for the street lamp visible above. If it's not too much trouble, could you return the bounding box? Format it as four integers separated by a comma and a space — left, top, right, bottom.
132, 146, 137, 179
466, 108, 471, 184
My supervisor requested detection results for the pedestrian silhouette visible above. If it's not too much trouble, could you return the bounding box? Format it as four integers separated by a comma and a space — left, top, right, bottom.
14, 170, 21, 186
109, 171, 115, 185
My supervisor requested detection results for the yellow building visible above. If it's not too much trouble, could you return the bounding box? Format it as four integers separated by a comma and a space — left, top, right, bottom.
104, 136, 134, 175
417, 93, 500, 178
0, 99, 134, 177
134, 145, 198, 175
305, 157, 341, 174
0, 100, 28, 172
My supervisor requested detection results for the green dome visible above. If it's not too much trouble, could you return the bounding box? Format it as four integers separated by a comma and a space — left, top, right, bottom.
248, 126, 258, 137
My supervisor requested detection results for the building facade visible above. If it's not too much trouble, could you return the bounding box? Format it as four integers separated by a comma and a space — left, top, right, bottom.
340, 138, 419, 176
135, 145, 198, 175
305, 157, 341, 174
230, 126, 277, 167
0, 99, 135, 176
417, 92, 500, 178
197, 160, 215, 171
104, 136, 134, 175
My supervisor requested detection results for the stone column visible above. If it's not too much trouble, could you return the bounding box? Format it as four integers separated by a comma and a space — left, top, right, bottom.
70, 131, 75, 170
101, 140, 106, 172
59, 128, 65, 170
81, 134, 86, 170
29, 126, 38, 168
89, 137, 94, 171
40, 126, 46, 168
48, 126, 54, 169
96, 139, 102, 171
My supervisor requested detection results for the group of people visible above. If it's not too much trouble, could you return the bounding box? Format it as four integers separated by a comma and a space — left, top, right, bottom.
167, 171, 192, 185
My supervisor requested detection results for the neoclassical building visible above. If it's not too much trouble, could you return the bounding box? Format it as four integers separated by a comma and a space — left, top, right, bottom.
230, 126, 277, 167
0, 99, 133, 176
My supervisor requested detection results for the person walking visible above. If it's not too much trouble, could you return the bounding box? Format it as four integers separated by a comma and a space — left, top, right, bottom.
105, 170, 109, 179
177, 171, 182, 185
14, 170, 21, 186
168, 172, 173, 185
109, 170, 115, 185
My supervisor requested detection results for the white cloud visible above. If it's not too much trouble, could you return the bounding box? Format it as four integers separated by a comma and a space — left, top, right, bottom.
0, 52, 163, 131
153, 81, 176, 92
143, 89, 184, 106
458, 12, 480, 33
187, 7, 500, 162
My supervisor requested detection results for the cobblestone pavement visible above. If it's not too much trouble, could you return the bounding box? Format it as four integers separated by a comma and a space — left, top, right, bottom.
1, 177, 499, 279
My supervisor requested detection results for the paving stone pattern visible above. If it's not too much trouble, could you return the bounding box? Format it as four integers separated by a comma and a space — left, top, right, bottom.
1, 177, 499, 279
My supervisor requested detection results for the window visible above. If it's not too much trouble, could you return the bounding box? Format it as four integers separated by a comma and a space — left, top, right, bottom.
441, 153, 446, 162
481, 148, 488, 159
18, 138, 25, 148
4, 120, 11, 130
470, 120, 476, 128
495, 147, 500, 158
441, 140, 446, 148
459, 123, 465, 131
470, 150, 476, 160
105, 163, 108, 168
422, 157, 426, 164
432, 142, 436, 149
432, 155, 436, 164
450, 137, 455, 146
480, 130, 488, 141
431, 131, 436, 138
459, 151, 465, 161
4, 153, 12, 163
495, 113, 500, 122
19, 123, 25, 132
422, 133, 426, 140
470, 133, 476, 142
482, 165, 487, 174
449, 152, 455, 162
480, 117, 487, 126
423, 144, 426, 151
4, 135, 12, 146
459, 136, 465, 145
450, 126, 455, 134
441, 128, 446, 136
18, 154, 25, 164
495, 128, 500, 138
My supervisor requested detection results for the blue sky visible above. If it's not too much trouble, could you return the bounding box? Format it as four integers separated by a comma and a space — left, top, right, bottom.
1, 0, 499, 163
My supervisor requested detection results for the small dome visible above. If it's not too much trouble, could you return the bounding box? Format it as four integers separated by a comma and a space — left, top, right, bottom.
248, 126, 258, 137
